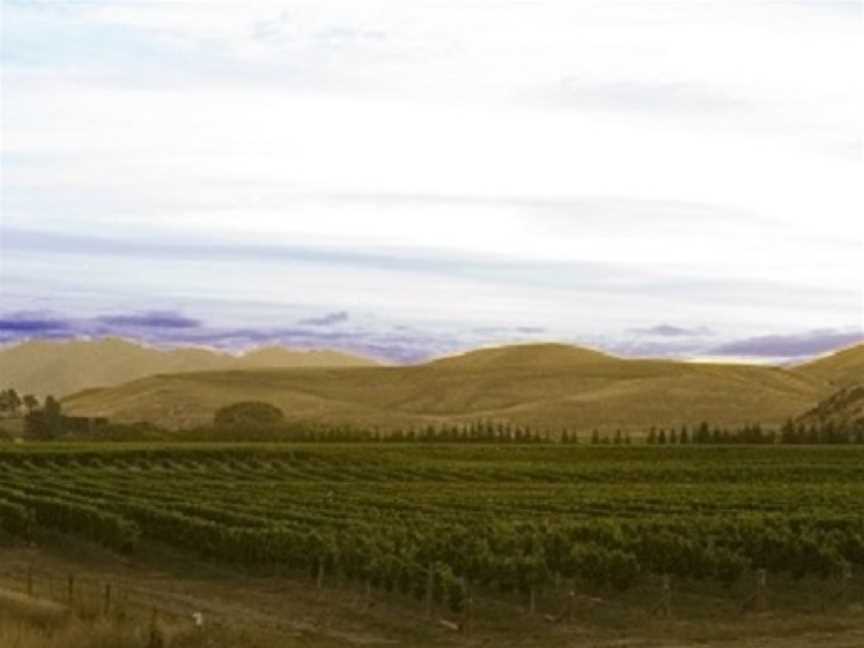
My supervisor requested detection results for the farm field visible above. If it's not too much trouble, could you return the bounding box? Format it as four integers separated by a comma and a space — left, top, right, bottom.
1, 444, 864, 646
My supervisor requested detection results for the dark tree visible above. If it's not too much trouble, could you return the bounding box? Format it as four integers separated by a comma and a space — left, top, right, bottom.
25, 395, 64, 440
214, 401, 285, 429
23, 394, 40, 415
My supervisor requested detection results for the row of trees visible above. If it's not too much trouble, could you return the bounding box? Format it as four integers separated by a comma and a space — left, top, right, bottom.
0, 388, 40, 418
209, 404, 864, 446
1, 386, 110, 441
8, 395, 862, 445
23, 396, 65, 440
645, 420, 864, 445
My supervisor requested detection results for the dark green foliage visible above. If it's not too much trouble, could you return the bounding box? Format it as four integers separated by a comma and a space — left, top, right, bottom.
0, 444, 863, 604
0, 499, 34, 539
24, 395, 64, 440
0, 389, 22, 417
213, 402, 285, 429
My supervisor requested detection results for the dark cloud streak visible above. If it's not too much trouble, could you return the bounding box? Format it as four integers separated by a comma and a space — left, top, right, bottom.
710, 330, 864, 358
0, 313, 70, 333
298, 311, 350, 327
630, 324, 713, 337
97, 311, 202, 329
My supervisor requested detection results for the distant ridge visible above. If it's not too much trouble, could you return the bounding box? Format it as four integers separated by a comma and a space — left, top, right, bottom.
428, 343, 616, 370
0, 338, 379, 398
793, 343, 864, 389
62, 342, 831, 435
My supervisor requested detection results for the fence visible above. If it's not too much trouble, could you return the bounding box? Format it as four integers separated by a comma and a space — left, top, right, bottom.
1, 562, 859, 636
0, 564, 217, 631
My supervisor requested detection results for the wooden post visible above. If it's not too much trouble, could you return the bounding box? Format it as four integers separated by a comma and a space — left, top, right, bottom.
148, 607, 164, 648
754, 568, 768, 613
426, 568, 435, 618
104, 583, 112, 616
839, 564, 853, 607
462, 579, 472, 635
661, 574, 672, 618
26, 566, 33, 597
563, 589, 576, 623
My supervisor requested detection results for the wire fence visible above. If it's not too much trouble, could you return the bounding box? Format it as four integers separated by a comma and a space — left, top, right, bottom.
0, 565, 221, 630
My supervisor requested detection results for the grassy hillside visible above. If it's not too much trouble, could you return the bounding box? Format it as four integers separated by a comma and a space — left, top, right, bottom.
796, 384, 864, 428
62, 343, 829, 434
0, 338, 378, 398
794, 343, 864, 389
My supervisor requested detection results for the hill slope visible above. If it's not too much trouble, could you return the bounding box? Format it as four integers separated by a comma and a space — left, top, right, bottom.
794, 344, 864, 389
62, 343, 829, 434
0, 338, 378, 398
429, 343, 615, 370
796, 384, 864, 428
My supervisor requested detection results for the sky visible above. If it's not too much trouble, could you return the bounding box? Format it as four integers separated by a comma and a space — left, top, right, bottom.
1, 0, 862, 363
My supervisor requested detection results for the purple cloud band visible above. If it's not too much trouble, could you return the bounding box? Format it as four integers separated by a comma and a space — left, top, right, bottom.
97, 311, 202, 329
709, 330, 864, 358
1, 310, 861, 364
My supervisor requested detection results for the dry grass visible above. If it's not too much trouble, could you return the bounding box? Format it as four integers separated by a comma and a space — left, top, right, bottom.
0, 589, 70, 629
0, 604, 312, 648
0, 338, 378, 400
794, 344, 864, 389
64, 343, 831, 434
0, 617, 146, 648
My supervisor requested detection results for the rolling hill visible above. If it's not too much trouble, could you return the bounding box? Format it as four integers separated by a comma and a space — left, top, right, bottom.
62, 343, 832, 435
796, 384, 864, 428
793, 343, 864, 389
0, 338, 379, 398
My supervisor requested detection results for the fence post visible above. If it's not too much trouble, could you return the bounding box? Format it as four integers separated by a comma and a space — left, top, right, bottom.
148, 607, 164, 648
563, 588, 576, 623
426, 568, 435, 618
754, 568, 768, 613
839, 564, 853, 608
462, 578, 474, 635
660, 573, 672, 618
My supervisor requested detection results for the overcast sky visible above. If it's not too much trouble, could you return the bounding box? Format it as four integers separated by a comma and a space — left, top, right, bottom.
1, 0, 862, 362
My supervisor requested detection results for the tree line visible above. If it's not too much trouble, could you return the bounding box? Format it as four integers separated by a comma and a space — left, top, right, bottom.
4, 393, 862, 445
0, 386, 91, 441
643, 420, 864, 445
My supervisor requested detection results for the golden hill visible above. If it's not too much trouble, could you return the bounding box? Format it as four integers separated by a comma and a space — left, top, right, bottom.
796, 384, 864, 428
428, 342, 615, 370
62, 343, 830, 435
793, 343, 864, 389
0, 338, 378, 398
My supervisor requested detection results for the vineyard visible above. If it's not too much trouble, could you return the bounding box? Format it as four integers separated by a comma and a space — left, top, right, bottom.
1, 444, 863, 620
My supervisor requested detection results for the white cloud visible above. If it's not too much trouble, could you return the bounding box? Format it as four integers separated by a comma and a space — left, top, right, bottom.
2, 0, 861, 355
